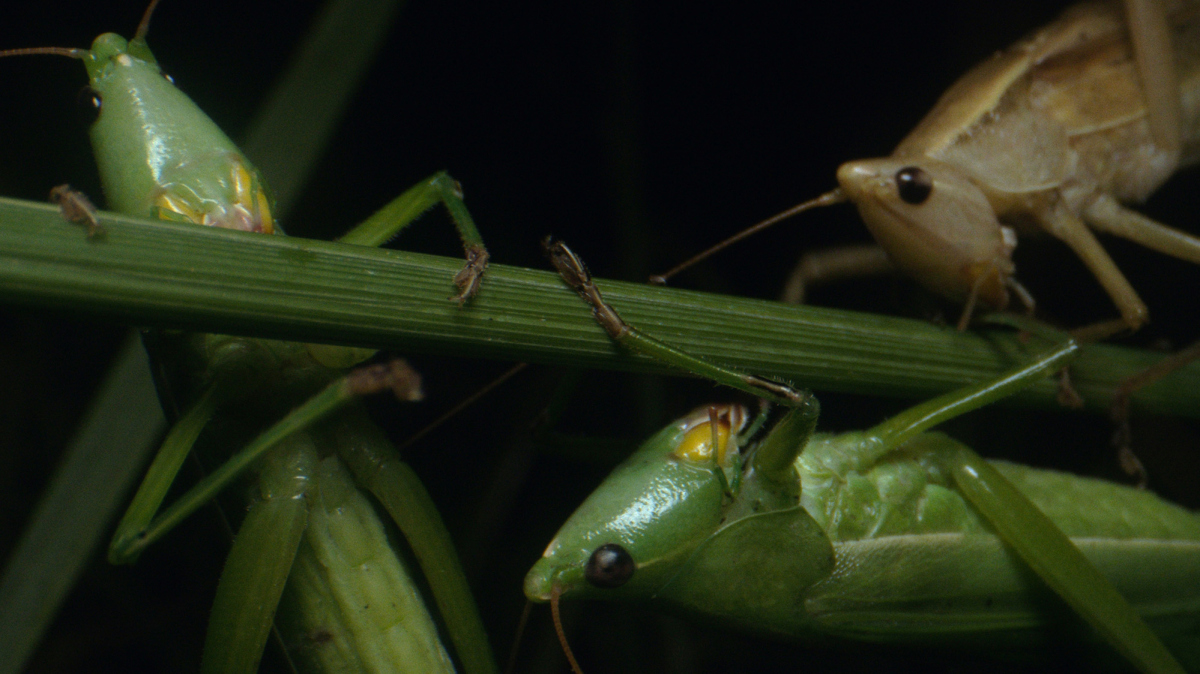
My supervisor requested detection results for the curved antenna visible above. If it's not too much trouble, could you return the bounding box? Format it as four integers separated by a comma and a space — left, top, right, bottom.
134, 0, 164, 40
649, 187, 847, 285
549, 586, 585, 674
0, 47, 85, 60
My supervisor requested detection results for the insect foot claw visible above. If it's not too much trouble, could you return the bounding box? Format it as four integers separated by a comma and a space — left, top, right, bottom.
451, 244, 489, 304
49, 184, 104, 239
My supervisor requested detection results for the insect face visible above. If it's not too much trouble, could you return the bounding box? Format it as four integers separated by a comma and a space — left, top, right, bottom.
525, 407, 748, 602
837, 157, 1016, 308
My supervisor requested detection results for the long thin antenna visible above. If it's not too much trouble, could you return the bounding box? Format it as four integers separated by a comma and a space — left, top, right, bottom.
0, 47, 84, 59
650, 187, 847, 285
134, 0, 164, 40
550, 586, 584, 674
396, 362, 527, 452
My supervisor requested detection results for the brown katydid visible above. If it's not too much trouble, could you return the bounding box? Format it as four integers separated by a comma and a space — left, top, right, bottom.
655, 0, 1200, 338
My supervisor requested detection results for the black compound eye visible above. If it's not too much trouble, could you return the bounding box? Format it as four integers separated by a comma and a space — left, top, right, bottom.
585, 543, 635, 589
76, 86, 102, 125
895, 166, 933, 205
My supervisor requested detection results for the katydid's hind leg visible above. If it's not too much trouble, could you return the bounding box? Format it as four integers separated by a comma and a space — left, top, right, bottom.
201, 438, 315, 674
543, 237, 808, 407
1110, 340, 1200, 486
337, 171, 489, 302
859, 339, 1181, 674
1037, 201, 1147, 335
1123, 0, 1182, 160
945, 444, 1185, 674
779, 244, 892, 304
862, 338, 1078, 459
332, 409, 498, 674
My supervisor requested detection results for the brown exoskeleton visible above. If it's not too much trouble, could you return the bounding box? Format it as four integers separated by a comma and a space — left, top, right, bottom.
657, 0, 1200, 337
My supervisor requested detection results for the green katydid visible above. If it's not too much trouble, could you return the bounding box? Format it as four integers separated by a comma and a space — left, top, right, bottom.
529, 238, 1200, 673
0, 1, 500, 672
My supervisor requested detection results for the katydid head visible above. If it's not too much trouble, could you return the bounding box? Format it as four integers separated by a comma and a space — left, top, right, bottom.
836, 157, 1016, 309
524, 405, 749, 603
0, 0, 276, 234
80, 32, 277, 233
528, 402, 836, 645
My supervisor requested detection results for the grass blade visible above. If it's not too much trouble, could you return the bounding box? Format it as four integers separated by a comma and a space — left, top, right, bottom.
0, 196, 1196, 418
0, 335, 164, 674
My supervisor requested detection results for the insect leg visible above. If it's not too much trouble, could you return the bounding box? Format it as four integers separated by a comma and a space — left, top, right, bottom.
1037, 201, 1148, 333
778, 244, 892, 304
946, 444, 1185, 674
1084, 194, 1200, 264
854, 338, 1182, 674
1123, 0, 1182, 159
48, 185, 103, 238
333, 409, 499, 674
337, 171, 489, 302
109, 362, 418, 563
862, 338, 1078, 460
108, 382, 224, 563
201, 436, 314, 674
543, 237, 808, 407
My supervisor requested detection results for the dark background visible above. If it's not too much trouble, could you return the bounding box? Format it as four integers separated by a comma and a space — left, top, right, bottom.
0, 1, 1198, 672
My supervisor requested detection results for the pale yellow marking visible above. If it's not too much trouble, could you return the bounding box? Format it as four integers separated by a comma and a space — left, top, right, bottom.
674, 421, 731, 465
155, 191, 203, 224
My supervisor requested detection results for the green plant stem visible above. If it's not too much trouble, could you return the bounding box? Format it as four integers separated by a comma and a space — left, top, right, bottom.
0, 196, 1196, 417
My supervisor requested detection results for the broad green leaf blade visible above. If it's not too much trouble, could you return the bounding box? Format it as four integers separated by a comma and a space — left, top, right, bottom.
0, 196, 1198, 417
0, 335, 164, 674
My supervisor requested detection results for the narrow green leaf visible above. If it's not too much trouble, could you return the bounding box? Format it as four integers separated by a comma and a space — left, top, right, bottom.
0, 197, 1196, 418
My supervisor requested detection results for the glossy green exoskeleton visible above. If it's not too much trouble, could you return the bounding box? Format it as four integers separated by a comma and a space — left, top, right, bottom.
1, 3, 497, 672
529, 239, 1200, 674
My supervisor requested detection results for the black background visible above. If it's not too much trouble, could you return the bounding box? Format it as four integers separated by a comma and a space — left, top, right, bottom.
0, 1, 1198, 672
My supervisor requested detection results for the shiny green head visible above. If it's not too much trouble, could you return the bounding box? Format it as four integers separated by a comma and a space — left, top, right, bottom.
524, 406, 749, 602
81, 33, 158, 82
75, 30, 275, 232
526, 403, 837, 638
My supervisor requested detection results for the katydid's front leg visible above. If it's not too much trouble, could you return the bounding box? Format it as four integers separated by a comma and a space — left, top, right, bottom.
543, 237, 807, 408
108, 360, 421, 564
339, 172, 489, 302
